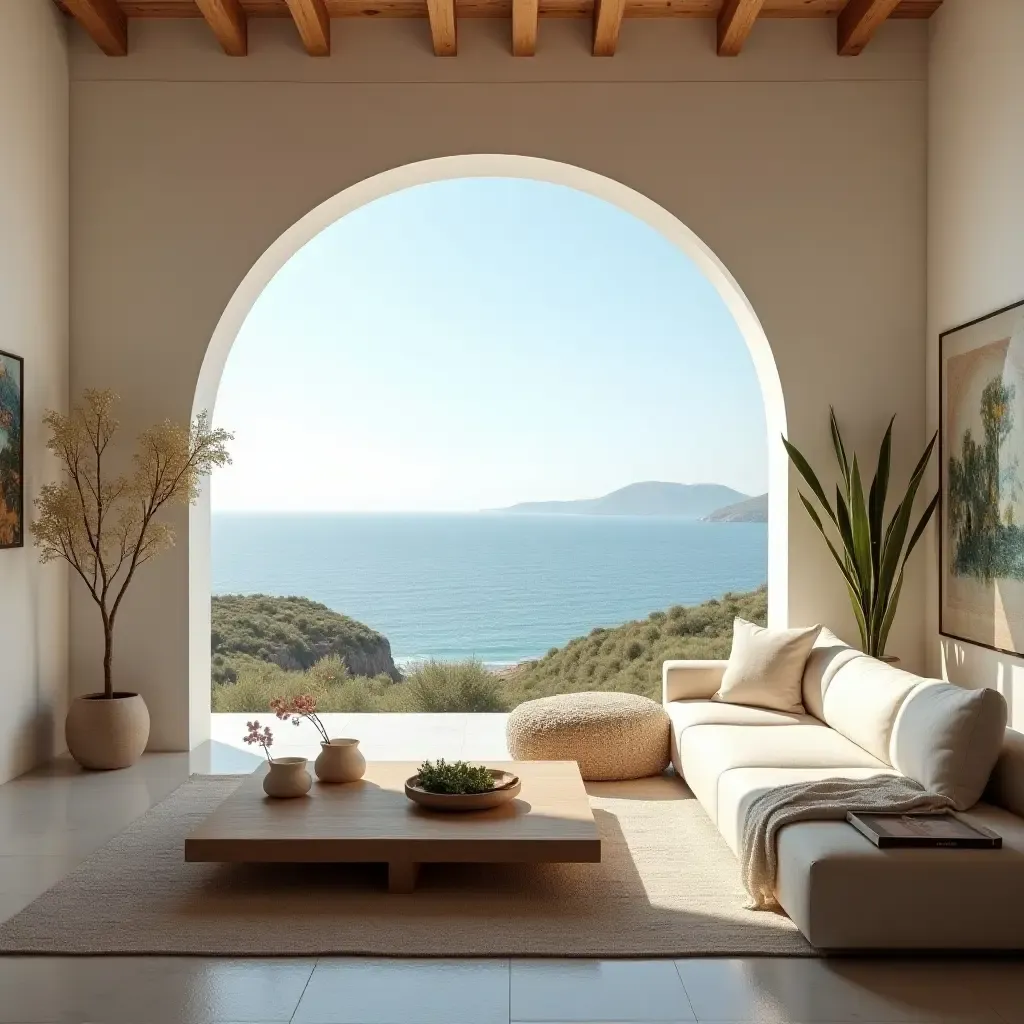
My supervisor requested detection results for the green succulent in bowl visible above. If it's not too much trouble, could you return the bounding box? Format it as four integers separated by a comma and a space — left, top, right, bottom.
415, 759, 497, 795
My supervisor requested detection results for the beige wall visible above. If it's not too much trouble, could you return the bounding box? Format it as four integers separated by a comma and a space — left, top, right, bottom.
69, 16, 928, 749
927, 0, 1024, 728
0, 2, 69, 782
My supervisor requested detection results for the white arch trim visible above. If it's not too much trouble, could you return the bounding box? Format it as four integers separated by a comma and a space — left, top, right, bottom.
189, 154, 789, 745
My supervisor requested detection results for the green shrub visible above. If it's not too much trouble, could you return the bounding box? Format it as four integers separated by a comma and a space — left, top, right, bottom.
415, 759, 495, 794
404, 660, 508, 713
625, 640, 644, 660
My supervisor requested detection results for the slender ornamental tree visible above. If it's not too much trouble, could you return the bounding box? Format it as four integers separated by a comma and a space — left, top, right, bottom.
783, 410, 938, 659
31, 390, 232, 698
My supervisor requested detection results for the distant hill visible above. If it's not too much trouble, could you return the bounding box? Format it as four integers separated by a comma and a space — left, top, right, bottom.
494, 482, 749, 519
703, 492, 768, 523
503, 586, 767, 704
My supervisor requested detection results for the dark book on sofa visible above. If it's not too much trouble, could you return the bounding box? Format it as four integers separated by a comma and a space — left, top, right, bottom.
847, 812, 1003, 849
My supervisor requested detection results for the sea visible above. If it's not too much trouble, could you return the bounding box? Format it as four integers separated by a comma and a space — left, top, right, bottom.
211, 513, 768, 666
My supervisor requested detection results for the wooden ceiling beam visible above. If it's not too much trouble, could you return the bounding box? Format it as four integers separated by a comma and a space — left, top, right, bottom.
426, 0, 457, 55
512, 0, 539, 56
63, 0, 127, 56
717, 0, 767, 56
592, 0, 625, 56
837, 0, 902, 55
195, 0, 247, 56
284, 0, 330, 56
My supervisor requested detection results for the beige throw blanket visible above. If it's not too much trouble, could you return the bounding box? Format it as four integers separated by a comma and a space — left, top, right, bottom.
741, 774, 953, 911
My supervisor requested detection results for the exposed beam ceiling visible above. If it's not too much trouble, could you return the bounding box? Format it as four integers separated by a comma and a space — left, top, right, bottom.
63, 0, 126, 56
512, 0, 539, 56
284, 0, 330, 55
195, 0, 247, 55
838, 0, 903, 55
593, 0, 625, 56
57, 0, 944, 58
717, 0, 766, 56
426, 0, 457, 55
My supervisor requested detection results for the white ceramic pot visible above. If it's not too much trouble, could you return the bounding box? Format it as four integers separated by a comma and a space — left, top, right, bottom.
263, 757, 312, 798
314, 738, 366, 783
65, 692, 150, 770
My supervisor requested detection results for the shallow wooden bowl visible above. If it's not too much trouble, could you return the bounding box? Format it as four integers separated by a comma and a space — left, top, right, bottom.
404, 769, 521, 812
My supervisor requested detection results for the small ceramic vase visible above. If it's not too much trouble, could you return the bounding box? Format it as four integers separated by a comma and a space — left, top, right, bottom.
263, 756, 312, 798
314, 738, 366, 783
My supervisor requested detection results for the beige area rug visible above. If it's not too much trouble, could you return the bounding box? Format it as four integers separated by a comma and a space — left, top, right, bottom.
0, 775, 812, 957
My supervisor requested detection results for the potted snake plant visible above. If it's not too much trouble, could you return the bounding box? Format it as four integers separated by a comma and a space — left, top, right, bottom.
783, 409, 938, 660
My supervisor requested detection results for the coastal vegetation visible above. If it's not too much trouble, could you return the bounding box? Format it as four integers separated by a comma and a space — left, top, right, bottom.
211, 586, 766, 713
212, 594, 399, 686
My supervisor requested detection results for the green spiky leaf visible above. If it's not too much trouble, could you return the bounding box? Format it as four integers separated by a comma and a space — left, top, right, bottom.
783, 436, 838, 527
830, 408, 851, 492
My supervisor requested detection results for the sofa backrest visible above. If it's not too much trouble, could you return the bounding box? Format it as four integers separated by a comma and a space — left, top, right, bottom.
800, 627, 864, 721
986, 727, 1024, 817
820, 655, 922, 764
801, 630, 1009, 810
890, 680, 1008, 810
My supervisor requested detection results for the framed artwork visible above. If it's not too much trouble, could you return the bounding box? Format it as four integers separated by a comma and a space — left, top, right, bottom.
0, 350, 23, 549
940, 299, 1024, 656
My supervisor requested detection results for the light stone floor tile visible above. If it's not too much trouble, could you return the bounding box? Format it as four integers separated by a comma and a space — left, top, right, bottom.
291, 957, 511, 1024
946, 962, 1024, 1024
0, 890, 33, 921
674, 958, 1007, 1023
511, 959, 695, 1022
0, 854, 87, 894
0, 957, 315, 1024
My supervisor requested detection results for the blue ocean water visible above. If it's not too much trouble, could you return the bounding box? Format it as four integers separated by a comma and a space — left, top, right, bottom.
211, 513, 767, 665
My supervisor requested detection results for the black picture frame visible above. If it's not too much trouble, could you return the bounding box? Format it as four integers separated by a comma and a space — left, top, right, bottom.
0, 349, 24, 550
939, 297, 1024, 657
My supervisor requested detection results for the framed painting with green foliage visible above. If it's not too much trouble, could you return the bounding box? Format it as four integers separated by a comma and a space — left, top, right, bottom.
0, 350, 24, 549
940, 298, 1024, 656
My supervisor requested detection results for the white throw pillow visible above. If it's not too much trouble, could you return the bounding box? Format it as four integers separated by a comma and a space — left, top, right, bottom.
890, 681, 1008, 810
713, 618, 822, 714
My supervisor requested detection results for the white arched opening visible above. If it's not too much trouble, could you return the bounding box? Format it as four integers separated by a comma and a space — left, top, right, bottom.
189, 154, 788, 745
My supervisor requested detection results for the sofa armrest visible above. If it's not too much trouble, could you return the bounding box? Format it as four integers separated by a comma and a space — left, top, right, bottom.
662, 660, 727, 704
986, 727, 1024, 818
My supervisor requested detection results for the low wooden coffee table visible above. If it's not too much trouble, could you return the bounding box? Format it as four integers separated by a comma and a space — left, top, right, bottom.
185, 760, 600, 892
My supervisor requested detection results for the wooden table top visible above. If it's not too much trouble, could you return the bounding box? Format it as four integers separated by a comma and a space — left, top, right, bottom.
185, 760, 601, 865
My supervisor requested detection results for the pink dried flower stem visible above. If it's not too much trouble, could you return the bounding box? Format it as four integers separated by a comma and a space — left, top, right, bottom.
243, 720, 275, 763
270, 694, 331, 744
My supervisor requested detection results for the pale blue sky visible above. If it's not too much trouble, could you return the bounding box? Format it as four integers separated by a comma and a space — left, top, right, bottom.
212, 178, 767, 512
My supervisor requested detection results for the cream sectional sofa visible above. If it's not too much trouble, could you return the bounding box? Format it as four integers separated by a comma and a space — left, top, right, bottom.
663, 629, 1024, 950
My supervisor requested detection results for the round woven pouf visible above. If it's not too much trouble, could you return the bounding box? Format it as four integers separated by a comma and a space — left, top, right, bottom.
506, 691, 670, 781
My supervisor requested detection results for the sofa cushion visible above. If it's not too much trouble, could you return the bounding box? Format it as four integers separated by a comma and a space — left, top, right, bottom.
713, 618, 821, 714
666, 699, 814, 744
890, 682, 1008, 810
678, 722, 887, 824
819, 656, 921, 765
801, 626, 864, 721
716, 765, 899, 855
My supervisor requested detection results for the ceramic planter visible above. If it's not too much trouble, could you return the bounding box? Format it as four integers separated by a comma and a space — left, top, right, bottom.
263, 757, 312, 798
404, 769, 521, 812
314, 738, 366, 783
65, 692, 150, 770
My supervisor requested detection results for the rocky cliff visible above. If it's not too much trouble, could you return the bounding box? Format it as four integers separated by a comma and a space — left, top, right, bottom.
211, 594, 400, 682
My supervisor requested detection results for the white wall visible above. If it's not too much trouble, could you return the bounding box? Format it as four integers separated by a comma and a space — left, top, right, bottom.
928, 0, 1024, 728
0, 2, 69, 782
68, 16, 928, 750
